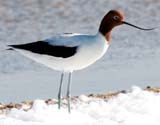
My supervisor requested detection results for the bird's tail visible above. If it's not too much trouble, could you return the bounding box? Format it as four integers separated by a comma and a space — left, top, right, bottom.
6, 48, 14, 50
6, 45, 14, 50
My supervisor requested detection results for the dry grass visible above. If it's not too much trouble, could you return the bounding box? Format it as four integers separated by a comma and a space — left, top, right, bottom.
0, 86, 160, 114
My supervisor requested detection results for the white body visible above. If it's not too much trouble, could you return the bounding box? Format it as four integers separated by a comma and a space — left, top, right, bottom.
15, 33, 109, 72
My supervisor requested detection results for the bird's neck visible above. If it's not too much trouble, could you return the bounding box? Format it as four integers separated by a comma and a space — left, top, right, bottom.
99, 22, 113, 44
104, 31, 111, 43
98, 30, 111, 44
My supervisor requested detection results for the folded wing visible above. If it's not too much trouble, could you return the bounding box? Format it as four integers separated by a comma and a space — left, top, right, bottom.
9, 41, 78, 58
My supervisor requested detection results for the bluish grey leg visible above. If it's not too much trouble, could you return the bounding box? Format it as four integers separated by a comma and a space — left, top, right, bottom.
58, 72, 64, 109
66, 72, 72, 113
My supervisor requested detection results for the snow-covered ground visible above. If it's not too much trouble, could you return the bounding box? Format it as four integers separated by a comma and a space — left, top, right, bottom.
0, 86, 160, 125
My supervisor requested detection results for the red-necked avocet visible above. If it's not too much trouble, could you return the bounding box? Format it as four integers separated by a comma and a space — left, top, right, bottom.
8, 10, 156, 113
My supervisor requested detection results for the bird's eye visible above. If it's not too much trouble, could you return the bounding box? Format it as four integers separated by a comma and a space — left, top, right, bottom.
113, 16, 119, 20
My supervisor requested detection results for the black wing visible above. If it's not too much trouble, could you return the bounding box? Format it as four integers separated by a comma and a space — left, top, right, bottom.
9, 41, 78, 58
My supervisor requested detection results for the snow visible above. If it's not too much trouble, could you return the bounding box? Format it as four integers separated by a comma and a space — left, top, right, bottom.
1, 86, 160, 125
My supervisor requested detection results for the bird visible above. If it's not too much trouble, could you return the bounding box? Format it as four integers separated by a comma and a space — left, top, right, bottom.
8, 10, 156, 113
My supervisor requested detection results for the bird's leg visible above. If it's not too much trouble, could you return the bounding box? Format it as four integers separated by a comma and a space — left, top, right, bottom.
66, 72, 72, 113
58, 72, 64, 109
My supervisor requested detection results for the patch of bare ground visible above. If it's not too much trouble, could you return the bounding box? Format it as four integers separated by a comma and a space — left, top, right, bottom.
0, 86, 160, 114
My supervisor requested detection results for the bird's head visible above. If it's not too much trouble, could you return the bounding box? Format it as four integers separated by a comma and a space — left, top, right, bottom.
99, 10, 156, 42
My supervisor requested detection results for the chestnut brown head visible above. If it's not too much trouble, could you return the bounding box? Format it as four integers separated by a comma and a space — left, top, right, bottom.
99, 10, 156, 42
99, 10, 124, 36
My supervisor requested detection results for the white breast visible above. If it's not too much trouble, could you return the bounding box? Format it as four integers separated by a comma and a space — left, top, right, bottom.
71, 33, 108, 71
